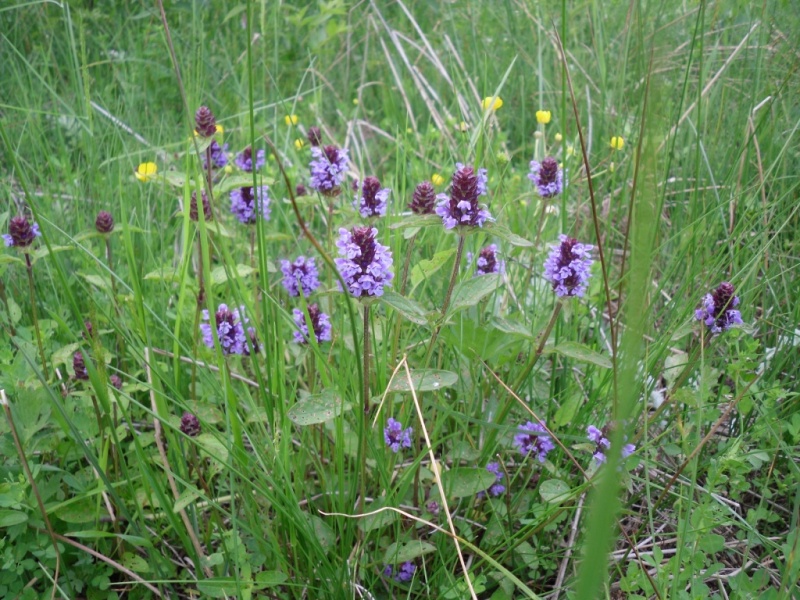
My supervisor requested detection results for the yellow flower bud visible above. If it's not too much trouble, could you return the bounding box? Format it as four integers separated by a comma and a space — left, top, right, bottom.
285, 114, 299, 126
536, 110, 551, 124
555, 132, 563, 142
224, 165, 233, 175
481, 96, 503, 111
457, 121, 469, 132
566, 145, 575, 157
135, 162, 157, 183
610, 136, 625, 150
609, 162, 616, 173
432, 173, 445, 186
294, 138, 305, 150
533, 131, 543, 139
352, 98, 359, 105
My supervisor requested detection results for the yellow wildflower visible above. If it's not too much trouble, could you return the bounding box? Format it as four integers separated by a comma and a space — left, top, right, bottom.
481, 96, 503, 111
610, 136, 625, 150
294, 138, 305, 150
285, 114, 299, 126
215, 124, 224, 134
536, 110, 551, 124
432, 173, 445, 186
135, 162, 157, 183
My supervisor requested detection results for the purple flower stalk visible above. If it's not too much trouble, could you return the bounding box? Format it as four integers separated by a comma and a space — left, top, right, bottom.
472, 244, 504, 276
477, 462, 506, 499
695, 282, 743, 334
230, 186, 270, 224
234, 146, 266, 172
292, 304, 332, 344
194, 106, 217, 138
513, 421, 555, 463
95, 211, 114, 234
587, 425, 635, 465
528, 157, 564, 198
409, 181, 436, 215
309, 145, 349, 196
200, 304, 249, 355
3, 216, 41, 248
354, 176, 390, 218
202, 141, 229, 169
434, 163, 491, 229
306, 126, 322, 147
543, 234, 593, 297
73, 351, 89, 380
384, 417, 413, 453
280, 256, 320, 297
335, 226, 393, 298
393, 562, 417, 582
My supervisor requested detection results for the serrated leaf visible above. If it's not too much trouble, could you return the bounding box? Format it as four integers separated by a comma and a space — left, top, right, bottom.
389, 214, 442, 230
485, 222, 534, 247
386, 369, 457, 393
0, 509, 28, 527
288, 391, 350, 426
436, 468, 498, 499
411, 248, 455, 288
450, 273, 501, 313
539, 479, 571, 504
380, 290, 429, 325
383, 540, 436, 564
548, 341, 612, 369
210, 264, 256, 286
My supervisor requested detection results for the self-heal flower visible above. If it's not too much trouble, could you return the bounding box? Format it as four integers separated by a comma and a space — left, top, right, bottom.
234, 146, 266, 172
473, 244, 504, 276
478, 462, 506, 498
292, 304, 332, 344
180, 412, 201, 437
536, 110, 552, 124
95, 211, 114, 234
409, 181, 436, 215
587, 425, 635, 465
202, 141, 229, 169
306, 126, 322, 147
543, 235, 593, 297
3, 216, 41, 248
354, 176, 390, 218
695, 282, 743, 334
73, 351, 89, 380
528, 157, 564, 198
335, 226, 393, 297
280, 256, 320, 297
394, 562, 416, 582
200, 304, 249, 355
513, 421, 555, 463
230, 186, 270, 224
194, 106, 217, 138
135, 162, 157, 182
384, 417, 413, 452
309, 145, 349, 196
434, 163, 491, 229
190, 190, 213, 222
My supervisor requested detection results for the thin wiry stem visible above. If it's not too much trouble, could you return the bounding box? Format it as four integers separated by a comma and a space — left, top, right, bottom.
25, 253, 49, 381
423, 233, 465, 366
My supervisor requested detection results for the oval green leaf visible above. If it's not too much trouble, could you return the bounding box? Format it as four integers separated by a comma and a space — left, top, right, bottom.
386, 369, 457, 393
288, 391, 350, 426
383, 540, 436, 564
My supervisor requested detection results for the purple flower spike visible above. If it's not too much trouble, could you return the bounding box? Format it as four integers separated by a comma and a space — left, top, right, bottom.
513, 421, 554, 463
587, 424, 635, 466
394, 562, 416, 582
434, 163, 491, 229
200, 304, 249, 355
473, 244, 504, 276
695, 282, 743, 334
180, 412, 201, 437
4, 216, 41, 248
202, 141, 229, 169
482, 462, 506, 497
528, 157, 564, 198
230, 186, 270, 224
354, 175, 390, 218
292, 304, 332, 344
309, 145, 349, 196
234, 146, 265, 172
384, 417, 413, 453
280, 256, 320, 297
409, 181, 436, 215
335, 226, 393, 298
543, 234, 593, 297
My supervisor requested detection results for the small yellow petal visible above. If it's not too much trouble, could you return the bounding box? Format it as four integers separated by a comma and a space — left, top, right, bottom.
554, 132, 563, 142
432, 173, 445, 186
215, 124, 224, 134
135, 162, 157, 183
536, 110, 552, 124
294, 138, 305, 150
481, 96, 503, 111
610, 136, 625, 150
285, 114, 299, 126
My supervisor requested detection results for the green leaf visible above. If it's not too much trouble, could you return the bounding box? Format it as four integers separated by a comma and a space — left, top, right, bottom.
32, 245, 72, 262
6, 297, 21, 325
0, 509, 28, 527
450, 274, 502, 313
547, 341, 612, 369
485, 222, 534, 247
388, 214, 442, 230
215, 174, 275, 195
539, 479, 572, 504
173, 486, 202, 513
288, 390, 350, 426
386, 369, 458, 393
51, 343, 80, 369
79, 273, 112, 291
52, 501, 96, 523
379, 290, 430, 326
411, 248, 455, 288
554, 393, 582, 428
144, 266, 181, 283
491, 317, 533, 339
436, 468, 498, 499
210, 264, 256, 286
254, 571, 288, 588
0, 254, 25, 266
197, 578, 249, 598
195, 433, 230, 464
698, 533, 725, 554
383, 540, 436, 564
358, 508, 398, 532
121, 552, 150, 573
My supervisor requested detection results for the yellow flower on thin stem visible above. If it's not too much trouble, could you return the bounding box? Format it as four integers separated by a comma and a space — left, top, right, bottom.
432, 173, 445, 186
555, 132, 563, 143
610, 136, 625, 150
135, 162, 158, 183
285, 114, 299, 126
481, 96, 503, 112
294, 138, 305, 150
536, 110, 551, 125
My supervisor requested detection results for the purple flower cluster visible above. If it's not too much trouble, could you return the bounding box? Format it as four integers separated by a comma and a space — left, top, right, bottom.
528, 157, 564, 198
230, 186, 270, 224
309, 145, 349, 196
513, 421, 555, 463
409, 181, 436, 215
477, 462, 506, 499
471, 244, 504, 276
234, 146, 265, 172
384, 417, 413, 453
202, 141, 229, 169
73, 351, 89, 380
695, 282, 743, 334
354, 176, 390, 218
543, 234, 593, 297
200, 304, 258, 356
335, 227, 393, 297
292, 304, 332, 344
587, 425, 635, 466
383, 562, 416, 582
180, 412, 201, 437
3, 216, 41, 248
435, 163, 491, 229
280, 256, 320, 297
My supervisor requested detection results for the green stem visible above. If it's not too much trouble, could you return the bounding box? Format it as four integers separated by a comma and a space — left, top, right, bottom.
390, 233, 418, 364
423, 234, 465, 367
363, 303, 371, 414
0, 277, 16, 337
25, 253, 49, 381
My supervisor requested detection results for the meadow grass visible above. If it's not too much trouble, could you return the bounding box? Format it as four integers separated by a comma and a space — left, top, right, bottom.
1, 1, 798, 598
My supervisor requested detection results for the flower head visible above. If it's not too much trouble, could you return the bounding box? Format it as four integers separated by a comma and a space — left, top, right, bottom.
528, 157, 564, 198
409, 181, 436, 215
230, 186, 270, 224
536, 110, 552, 124
284, 114, 299, 126
309, 145, 349, 196
431, 173, 445, 186
695, 282, 743, 334
294, 138, 305, 150
543, 235, 593, 297
472, 244, 504, 276
135, 162, 158, 182
335, 226, 393, 298
587, 424, 635, 465
295, 183, 308, 197
3, 216, 41, 248
306, 126, 322, 147
394, 562, 416, 582
434, 163, 491, 229
292, 304, 332, 344
73, 351, 89, 381
234, 146, 266, 172
280, 256, 320, 297
513, 421, 555, 463
194, 106, 217, 137
189, 190, 213, 222
481, 96, 503, 111
180, 412, 201, 437
384, 417, 413, 452
202, 141, 229, 169
610, 136, 625, 150
200, 304, 249, 355
110, 374, 123, 390
354, 176, 390, 218
95, 211, 114, 234
478, 462, 506, 498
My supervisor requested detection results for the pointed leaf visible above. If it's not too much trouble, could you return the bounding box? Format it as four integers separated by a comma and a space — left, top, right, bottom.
380, 290, 430, 326
485, 222, 534, 247
288, 390, 350, 426
210, 264, 256, 286
383, 540, 436, 564
386, 369, 457, 393
389, 214, 442, 230
549, 342, 612, 369
411, 248, 455, 288
451, 274, 502, 313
